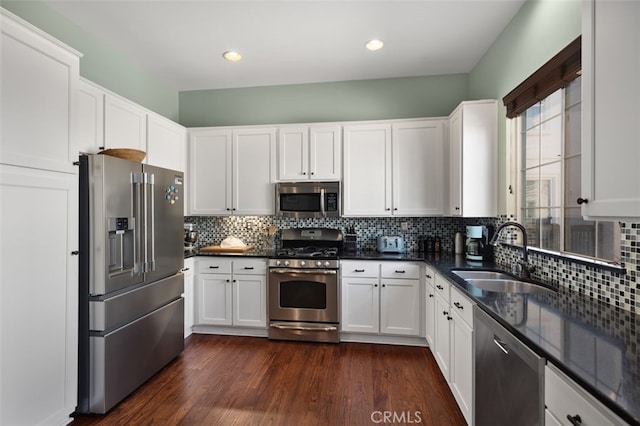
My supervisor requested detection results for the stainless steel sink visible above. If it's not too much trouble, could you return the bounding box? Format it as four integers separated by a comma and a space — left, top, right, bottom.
465, 278, 555, 294
451, 270, 513, 280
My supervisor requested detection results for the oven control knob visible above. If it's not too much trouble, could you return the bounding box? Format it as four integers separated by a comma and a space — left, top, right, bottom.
275, 260, 281, 266
285, 261, 291, 267
300, 261, 306, 267
324, 261, 330, 267
317, 261, 322, 267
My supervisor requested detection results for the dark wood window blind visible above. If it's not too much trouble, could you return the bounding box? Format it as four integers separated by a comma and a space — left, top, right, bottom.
503, 36, 581, 118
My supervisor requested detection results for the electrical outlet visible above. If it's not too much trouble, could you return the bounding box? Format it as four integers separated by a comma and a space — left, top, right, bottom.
400, 222, 409, 231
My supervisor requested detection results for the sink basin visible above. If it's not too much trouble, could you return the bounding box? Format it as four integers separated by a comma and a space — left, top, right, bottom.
465, 279, 555, 295
452, 270, 513, 280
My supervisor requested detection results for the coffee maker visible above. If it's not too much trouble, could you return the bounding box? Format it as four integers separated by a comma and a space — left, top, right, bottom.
465, 225, 494, 261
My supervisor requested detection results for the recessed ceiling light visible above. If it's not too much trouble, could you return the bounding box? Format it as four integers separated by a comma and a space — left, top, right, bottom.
365, 39, 384, 51
223, 51, 242, 62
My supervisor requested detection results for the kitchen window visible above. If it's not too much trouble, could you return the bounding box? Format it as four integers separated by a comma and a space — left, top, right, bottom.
516, 77, 620, 262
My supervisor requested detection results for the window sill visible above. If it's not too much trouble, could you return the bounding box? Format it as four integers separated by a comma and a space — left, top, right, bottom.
499, 243, 627, 275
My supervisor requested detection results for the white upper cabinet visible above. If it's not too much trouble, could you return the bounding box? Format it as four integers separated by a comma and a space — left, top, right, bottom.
343, 119, 445, 216
392, 120, 444, 216
343, 123, 392, 216
581, 0, 640, 220
104, 93, 147, 151
448, 100, 498, 217
277, 125, 341, 181
77, 79, 105, 154
189, 127, 275, 215
146, 112, 187, 172
1, 9, 80, 173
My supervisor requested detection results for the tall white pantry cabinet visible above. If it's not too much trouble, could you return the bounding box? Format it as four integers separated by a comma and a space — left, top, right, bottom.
1, 9, 80, 426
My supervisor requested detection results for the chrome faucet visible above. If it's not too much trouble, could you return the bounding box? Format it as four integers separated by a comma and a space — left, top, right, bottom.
490, 221, 536, 278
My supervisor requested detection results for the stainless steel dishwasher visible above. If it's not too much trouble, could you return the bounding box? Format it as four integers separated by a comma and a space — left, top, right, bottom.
475, 306, 545, 426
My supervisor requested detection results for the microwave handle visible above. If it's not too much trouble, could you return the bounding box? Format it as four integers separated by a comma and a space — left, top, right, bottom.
320, 188, 326, 217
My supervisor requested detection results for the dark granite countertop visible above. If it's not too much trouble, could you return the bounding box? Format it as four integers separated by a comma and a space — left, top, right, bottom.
424, 254, 640, 426
339, 250, 426, 262
184, 248, 275, 259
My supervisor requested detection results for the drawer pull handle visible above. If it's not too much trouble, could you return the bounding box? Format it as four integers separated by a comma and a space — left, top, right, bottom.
354, 269, 365, 272
429, 294, 434, 298
244, 266, 254, 270
566, 414, 582, 426
426, 274, 432, 278
453, 302, 463, 310
436, 285, 444, 290
209, 266, 220, 269
442, 311, 448, 316
493, 336, 509, 355
395, 270, 405, 273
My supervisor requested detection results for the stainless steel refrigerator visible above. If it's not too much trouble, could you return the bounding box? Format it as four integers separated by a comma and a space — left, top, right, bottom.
77, 154, 185, 414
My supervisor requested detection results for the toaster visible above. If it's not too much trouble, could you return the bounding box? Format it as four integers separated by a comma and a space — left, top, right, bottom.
377, 236, 405, 253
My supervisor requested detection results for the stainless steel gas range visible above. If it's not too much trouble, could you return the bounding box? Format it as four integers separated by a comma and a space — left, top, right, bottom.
268, 228, 342, 343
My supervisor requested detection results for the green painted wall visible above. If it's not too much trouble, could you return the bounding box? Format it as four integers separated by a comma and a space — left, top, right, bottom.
179, 74, 468, 127
468, 0, 582, 214
1, 1, 179, 121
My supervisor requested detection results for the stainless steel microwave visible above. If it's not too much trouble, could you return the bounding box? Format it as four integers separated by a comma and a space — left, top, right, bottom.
276, 182, 340, 218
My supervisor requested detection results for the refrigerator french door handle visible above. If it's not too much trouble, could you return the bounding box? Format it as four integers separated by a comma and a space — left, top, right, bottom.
147, 173, 155, 272
132, 172, 144, 274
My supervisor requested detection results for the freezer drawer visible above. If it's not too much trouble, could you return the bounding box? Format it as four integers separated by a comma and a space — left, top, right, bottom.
90, 273, 183, 332
89, 298, 184, 414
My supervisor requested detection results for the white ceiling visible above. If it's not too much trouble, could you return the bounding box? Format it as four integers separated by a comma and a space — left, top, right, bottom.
44, 0, 526, 92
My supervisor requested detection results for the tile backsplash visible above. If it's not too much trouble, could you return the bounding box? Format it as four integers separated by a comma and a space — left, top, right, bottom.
185, 215, 639, 314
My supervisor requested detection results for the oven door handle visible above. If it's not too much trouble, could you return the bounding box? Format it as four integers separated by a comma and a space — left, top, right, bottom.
270, 323, 338, 332
270, 269, 337, 275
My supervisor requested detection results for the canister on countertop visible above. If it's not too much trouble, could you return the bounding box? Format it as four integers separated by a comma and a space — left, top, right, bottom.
454, 232, 464, 254
434, 236, 441, 253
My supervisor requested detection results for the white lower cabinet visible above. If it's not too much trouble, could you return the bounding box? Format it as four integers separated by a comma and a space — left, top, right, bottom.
545, 363, 626, 426
195, 257, 266, 328
183, 258, 195, 337
430, 271, 475, 425
341, 261, 420, 336
424, 266, 436, 347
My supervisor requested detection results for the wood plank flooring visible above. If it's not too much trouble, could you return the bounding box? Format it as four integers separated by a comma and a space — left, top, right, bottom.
72, 334, 465, 426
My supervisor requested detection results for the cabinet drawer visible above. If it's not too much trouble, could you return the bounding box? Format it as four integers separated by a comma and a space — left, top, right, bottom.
232, 259, 267, 275
381, 262, 420, 279
197, 258, 231, 274
341, 261, 379, 278
450, 286, 474, 327
434, 274, 450, 303
424, 266, 435, 286
545, 364, 624, 426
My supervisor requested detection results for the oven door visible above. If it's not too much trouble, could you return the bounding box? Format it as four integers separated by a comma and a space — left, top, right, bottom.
268, 268, 338, 324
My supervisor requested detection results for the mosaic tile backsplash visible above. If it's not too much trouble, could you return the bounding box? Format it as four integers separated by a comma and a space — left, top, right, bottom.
185, 215, 639, 314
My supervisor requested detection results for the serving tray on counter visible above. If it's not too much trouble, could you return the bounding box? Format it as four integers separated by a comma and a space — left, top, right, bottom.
199, 245, 255, 253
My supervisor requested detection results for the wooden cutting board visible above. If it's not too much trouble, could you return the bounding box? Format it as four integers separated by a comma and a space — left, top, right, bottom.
199, 245, 255, 253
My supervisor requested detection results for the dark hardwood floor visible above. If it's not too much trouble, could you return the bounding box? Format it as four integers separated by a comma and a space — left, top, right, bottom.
72, 334, 465, 425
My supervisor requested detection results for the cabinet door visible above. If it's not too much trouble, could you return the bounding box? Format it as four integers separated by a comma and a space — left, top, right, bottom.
341, 277, 380, 333
146, 113, 186, 172
183, 259, 195, 337
425, 283, 436, 347
1, 12, 80, 173
448, 107, 463, 216
582, 0, 640, 220
78, 79, 105, 154
1, 165, 78, 426
196, 275, 232, 325
277, 126, 309, 181
450, 310, 474, 425
309, 125, 342, 180
233, 274, 266, 327
434, 293, 451, 380
233, 128, 276, 215
104, 93, 147, 151
189, 129, 232, 215
380, 278, 420, 336
343, 124, 392, 216
392, 120, 444, 216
